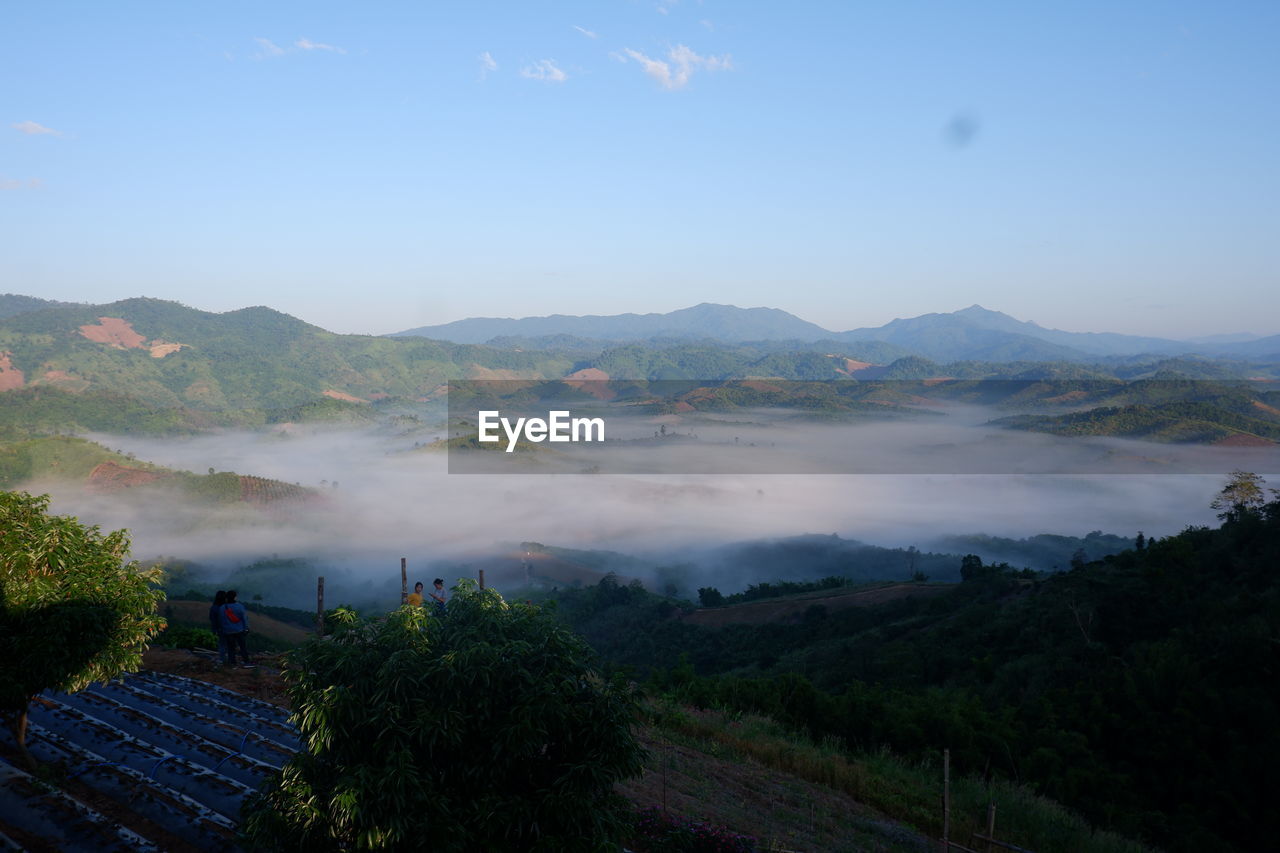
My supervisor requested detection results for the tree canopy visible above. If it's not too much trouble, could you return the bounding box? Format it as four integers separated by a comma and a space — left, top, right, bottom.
0, 490, 165, 764
242, 581, 644, 852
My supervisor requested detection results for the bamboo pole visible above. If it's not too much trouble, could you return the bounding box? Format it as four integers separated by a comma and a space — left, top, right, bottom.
943, 748, 951, 851
479, 568, 486, 589
400, 557, 408, 604
316, 576, 325, 636
986, 803, 996, 853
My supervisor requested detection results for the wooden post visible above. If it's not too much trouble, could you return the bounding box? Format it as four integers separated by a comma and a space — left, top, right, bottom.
478, 568, 486, 589
316, 576, 325, 637
400, 557, 408, 605
942, 748, 951, 851
985, 802, 996, 853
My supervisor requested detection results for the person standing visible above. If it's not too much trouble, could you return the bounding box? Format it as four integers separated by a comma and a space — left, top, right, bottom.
209, 590, 228, 665
407, 581, 425, 607
219, 589, 253, 668
429, 578, 447, 615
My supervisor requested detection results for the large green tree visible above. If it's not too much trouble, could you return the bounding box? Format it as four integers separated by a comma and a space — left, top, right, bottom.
242, 581, 644, 852
0, 490, 165, 767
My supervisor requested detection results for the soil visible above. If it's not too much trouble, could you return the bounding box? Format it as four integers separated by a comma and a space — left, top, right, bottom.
86, 462, 168, 492
321, 389, 368, 403
141, 646, 292, 709
77, 317, 146, 349
0, 351, 24, 391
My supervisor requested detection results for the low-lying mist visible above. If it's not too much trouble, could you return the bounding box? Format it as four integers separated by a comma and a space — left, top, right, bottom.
26, 414, 1265, 610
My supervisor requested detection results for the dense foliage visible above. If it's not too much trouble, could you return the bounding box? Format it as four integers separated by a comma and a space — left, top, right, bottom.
539, 496, 1280, 852
0, 490, 165, 765
241, 582, 644, 852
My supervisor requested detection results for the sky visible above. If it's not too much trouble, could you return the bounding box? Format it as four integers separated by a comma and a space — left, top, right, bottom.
3, 1, 1278, 339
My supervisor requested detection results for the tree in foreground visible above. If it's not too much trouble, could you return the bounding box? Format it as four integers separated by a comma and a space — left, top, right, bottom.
241, 581, 645, 852
0, 490, 165, 767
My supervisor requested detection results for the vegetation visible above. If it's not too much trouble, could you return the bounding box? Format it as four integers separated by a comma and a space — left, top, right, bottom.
532, 482, 1280, 852
241, 582, 644, 851
0, 490, 165, 767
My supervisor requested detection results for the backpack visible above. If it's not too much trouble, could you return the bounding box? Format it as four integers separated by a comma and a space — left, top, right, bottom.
223, 604, 242, 624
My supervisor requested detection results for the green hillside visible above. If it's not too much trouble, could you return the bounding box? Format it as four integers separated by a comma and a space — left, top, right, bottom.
996, 400, 1280, 443
534, 490, 1280, 852
0, 297, 575, 411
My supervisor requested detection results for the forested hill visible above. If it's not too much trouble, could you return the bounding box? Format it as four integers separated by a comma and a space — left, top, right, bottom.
0, 297, 575, 410
540, 490, 1280, 852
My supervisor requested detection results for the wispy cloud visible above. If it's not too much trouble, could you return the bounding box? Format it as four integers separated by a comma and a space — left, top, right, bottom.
478, 51, 498, 80
621, 44, 732, 90
296, 37, 346, 54
0, 177, 43, 190
657, 0, 678, 15
572, 25, 598, 39
253, 37, 285, 59
251, 36, 346, 60
520, 59, 567, 83
13, 120, 61, 136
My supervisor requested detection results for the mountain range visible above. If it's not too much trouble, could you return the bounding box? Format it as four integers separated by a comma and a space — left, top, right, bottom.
396, 302, 1280, 362
1, 295, 1278, 438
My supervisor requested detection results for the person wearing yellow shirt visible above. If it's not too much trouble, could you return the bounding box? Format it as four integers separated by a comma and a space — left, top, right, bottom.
407, 581, 425, 607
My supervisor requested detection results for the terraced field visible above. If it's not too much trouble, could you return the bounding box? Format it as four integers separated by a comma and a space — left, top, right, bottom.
0, 670, 297, 851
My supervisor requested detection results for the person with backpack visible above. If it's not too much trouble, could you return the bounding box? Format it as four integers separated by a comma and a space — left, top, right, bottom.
219, 589, 253, 668
209, 590, 228, 665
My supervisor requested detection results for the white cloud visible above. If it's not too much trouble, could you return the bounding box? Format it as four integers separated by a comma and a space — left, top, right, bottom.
657, 0, 678, 15
621, 44, 732, 90
478, 51, 498, 79
0, 177, 42, 190
573, 25, 598, 39
13, 120, 60, 136
253, 37, 285, 59
520, 59, 567, 83
296, 37, 346, 54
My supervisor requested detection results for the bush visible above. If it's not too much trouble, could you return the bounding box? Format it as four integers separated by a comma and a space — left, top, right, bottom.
241, 581, 644, 851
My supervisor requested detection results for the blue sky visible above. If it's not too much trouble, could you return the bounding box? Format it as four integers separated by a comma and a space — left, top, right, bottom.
3, 1, 1277, 338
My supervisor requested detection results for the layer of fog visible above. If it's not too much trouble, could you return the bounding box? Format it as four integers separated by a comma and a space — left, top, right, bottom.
27, 413, 1272, 608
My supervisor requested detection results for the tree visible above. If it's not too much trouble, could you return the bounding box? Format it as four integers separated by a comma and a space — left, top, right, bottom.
698, 586, 724, 607
241, 582, 644, 852
0, 491, 165, 768
1211, 470, 1267, 520
959, 553, 984, 581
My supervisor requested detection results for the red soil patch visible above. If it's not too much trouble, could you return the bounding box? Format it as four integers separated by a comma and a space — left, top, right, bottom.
739, 380, 784, 392
563, 368, 616, 399
86, 461, 168, 492
147, 341, 184, 358
565, 367, 609, 381
921, 377, 954, 386
79, 316, 146, 349
683, 583, 952, 628
1212, 433, 1275, 447
464, 365, 533, 381
322, 389, 369, 403
0, 351, 24, 391
673, 401, 696, 412
1252, 400, 1280, 418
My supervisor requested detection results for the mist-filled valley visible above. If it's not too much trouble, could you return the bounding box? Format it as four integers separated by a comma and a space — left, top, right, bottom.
19, 409, 1252, 613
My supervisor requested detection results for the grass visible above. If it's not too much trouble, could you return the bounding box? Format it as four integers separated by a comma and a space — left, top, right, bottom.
642, 699, 1154, 853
